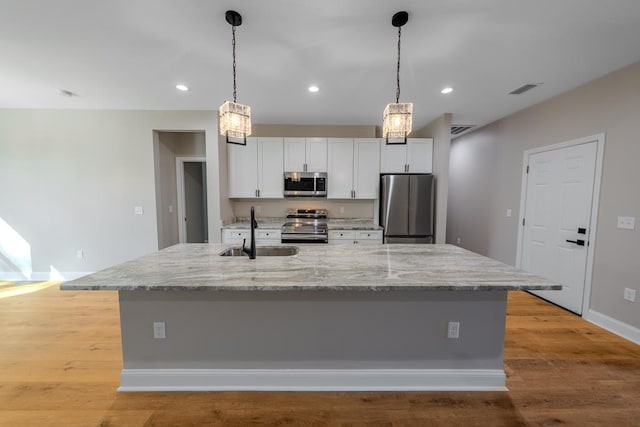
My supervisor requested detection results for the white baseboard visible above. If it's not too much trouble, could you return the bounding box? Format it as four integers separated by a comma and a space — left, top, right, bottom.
583, 309, 640, 345
0, 271, 90, 282
118, 368, 507, 392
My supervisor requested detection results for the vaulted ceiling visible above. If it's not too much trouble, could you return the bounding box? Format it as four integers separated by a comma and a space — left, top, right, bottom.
2, 0, 640, 132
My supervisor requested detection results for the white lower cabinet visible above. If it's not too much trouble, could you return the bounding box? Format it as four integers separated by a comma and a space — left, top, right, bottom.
222, 229, 250, 245
328, 230, 383, 245
222, 229, 281, 245
255, 229, 282, 245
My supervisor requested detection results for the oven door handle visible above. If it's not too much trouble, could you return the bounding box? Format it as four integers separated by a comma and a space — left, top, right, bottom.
281, 233, 328, 243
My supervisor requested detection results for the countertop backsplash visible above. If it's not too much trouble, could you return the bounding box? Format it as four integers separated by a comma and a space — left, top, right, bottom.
231, 199, 375, 219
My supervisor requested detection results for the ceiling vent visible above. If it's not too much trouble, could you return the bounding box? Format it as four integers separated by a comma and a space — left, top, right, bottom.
451, 124, 475, 135
509, 83, 541, 95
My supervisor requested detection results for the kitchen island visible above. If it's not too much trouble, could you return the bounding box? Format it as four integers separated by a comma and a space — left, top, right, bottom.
61, 244, 560, 391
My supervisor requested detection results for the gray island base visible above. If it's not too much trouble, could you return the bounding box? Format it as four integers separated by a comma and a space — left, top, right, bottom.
61, 244, 560, 392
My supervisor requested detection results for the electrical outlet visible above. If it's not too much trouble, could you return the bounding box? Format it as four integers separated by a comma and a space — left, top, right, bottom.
255, 205, 262, 213
506, 209, 512, 217
135, 206, 144, 215
447, 321, 460, 339
168, 205, 173, 213
617, 216, 635, 230
340, 206, 345, 214
624, 288, 636, 302
456, 237, 461, 245
153, 322, 166, 339
76, 249, 84, 259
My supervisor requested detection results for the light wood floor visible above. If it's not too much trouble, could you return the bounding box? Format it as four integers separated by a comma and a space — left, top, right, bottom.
0, 285, 638, 426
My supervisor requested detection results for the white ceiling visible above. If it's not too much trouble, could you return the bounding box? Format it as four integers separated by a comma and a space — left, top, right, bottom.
2, 0, 640, 131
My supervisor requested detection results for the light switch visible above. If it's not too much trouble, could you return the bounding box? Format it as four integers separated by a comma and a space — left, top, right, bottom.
168, 205, 173, 213
617, 216, 635, 230
135, 206, 144, 215
506, 209, 512, 217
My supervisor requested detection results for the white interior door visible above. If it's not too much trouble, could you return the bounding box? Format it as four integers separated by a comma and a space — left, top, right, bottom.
520, 141, 597, 314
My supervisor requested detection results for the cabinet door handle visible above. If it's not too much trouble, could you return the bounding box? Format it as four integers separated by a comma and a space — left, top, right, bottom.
258, 189, 260, 197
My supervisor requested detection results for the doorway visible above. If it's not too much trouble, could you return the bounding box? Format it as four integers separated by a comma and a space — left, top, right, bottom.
176, 157, 208, 243
516, 134, 604, 315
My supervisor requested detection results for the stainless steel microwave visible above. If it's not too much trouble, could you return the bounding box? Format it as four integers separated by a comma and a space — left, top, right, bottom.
283, 172, 327, 197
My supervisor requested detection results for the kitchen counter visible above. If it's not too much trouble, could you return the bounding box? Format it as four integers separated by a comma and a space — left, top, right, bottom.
61, 244, 558, 292
61, 243, 560, 392
327, 219, 382, 230
221, 217, 382, 231
222, 217, 285, 229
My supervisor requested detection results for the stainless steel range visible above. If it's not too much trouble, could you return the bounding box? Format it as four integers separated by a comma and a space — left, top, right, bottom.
281, 209, 328, 243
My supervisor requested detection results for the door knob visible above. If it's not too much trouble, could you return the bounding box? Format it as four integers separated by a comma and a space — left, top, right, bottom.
566, 239, 585, 246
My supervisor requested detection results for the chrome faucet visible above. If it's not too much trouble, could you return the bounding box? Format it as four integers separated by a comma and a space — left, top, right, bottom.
242, 206, 258, 259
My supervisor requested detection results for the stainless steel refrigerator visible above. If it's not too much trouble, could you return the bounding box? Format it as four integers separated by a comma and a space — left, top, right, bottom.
379, 174, 435, 243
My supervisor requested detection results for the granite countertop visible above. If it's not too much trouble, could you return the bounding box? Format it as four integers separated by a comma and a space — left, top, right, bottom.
327, 219, 382, 230
223, 218, 382, 231
61, 244, 561, 292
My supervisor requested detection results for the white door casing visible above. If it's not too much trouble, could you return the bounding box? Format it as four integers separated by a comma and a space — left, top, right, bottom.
516, 134, 605, 315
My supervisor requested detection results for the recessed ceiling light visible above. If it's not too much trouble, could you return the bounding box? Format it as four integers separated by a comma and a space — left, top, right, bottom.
308, 85, 319, 93
441, 87, 453, 94
176, 84, 190, 91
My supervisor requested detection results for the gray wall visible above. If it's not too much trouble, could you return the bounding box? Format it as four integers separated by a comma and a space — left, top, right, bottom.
448, 60, 640, 331
415, 114, 452, 243
0, 110, 220, 280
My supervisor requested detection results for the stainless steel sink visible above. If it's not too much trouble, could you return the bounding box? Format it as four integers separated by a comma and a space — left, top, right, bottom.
219, 246, 299, 257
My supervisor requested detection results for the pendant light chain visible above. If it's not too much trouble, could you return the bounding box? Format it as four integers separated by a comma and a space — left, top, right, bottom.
396, 26, 401, 104
231, 25, 237, 103
220, 10, 251, 144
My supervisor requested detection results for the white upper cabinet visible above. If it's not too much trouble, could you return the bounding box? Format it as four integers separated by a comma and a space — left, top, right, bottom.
328, 138, 380, 199
327, 139, 354, 199
228, 137, 259, 198
284, 137, 327, 172
228, 137, 284, 198
380, 138, 433, 173
353, 139, 380, 199
257, 137, 284, 198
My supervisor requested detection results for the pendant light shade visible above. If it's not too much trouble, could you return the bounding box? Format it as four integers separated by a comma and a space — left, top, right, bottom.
219, 100, 251, 141
383, 11, 413, 145
383, 102, 413, 141
219, 10, 252, 145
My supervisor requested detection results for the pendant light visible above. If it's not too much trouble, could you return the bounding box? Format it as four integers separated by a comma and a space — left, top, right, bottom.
219, 10, 252, 145
382, 11, 413, 145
